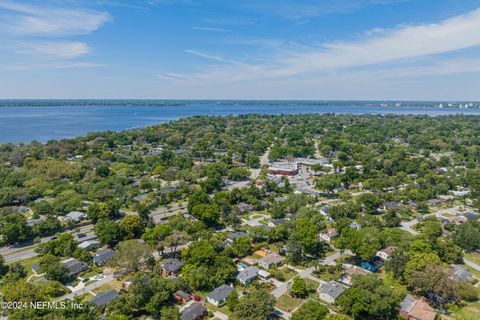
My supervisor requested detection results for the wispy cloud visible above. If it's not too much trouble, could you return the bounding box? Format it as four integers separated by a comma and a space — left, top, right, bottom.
0, 1, 111, 37
16, 41, 92, 59
161, 7, 480, 83
191, 26, 231, 33
238, 0, 412, 20
0, 1, 111, 65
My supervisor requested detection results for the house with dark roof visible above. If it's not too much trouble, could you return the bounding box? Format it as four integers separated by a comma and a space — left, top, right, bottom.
207, 284, 235, 307
63, 258, 88, 278
237, 203, 254, 214
318, 281, 347, 303
93, 249, 115, 266
180, 302, 207, 320
268, 219, 286, 227
225, 231, 248, 245
161, 258, 184, 277
236, 266, 259, 285
89, 289, 119, 307
174, 290, 192, 303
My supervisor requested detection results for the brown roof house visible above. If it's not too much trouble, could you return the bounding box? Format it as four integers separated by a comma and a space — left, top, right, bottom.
339, 265, 371, 286
399, 295, 437, 320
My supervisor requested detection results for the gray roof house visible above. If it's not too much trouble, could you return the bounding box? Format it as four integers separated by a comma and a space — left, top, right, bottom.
78, 240, 100, 251
258, 253, 285, 269
59, 211, 86, 223
161, 258, 184, 276
318, 281, 347, 304
89, 289, 119, 307
93, 249, 116, 266
225, 231, 248, 244
180, 302, 207, 320
63, 258, 88, 277
451, 264, 474, 282
236, 266, 259, 285
207, 284, 235, 306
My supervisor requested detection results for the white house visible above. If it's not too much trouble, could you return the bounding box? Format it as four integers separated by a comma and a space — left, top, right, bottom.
376, 246, 396, 260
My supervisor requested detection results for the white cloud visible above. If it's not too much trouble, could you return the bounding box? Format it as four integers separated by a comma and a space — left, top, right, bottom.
191, 26, 231, 33
0, 1, 111, 37
163, 7, 480, 83
17, 41, 92, 59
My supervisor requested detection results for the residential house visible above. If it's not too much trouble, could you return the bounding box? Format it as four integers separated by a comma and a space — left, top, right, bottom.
93, 249, 115, 266
236, 266, 259, 285
376, 246, 396, 260
399, 295, 437, 320
59, 211, 86, 223
318, 281, 347, 304
319, 228, 338, 243
268, 219, 286, 227
451, 265, 474, 283
133, 193, 149, 202
225, 232, 248, 245
237, 203, 254, 214
161, 258, 184, 277
339, 266, 371, 286
462, 211, 479, 221
258, 253, 285, 269
89, 289, 119, 307
174, 290, 192, 303
63, 258, 88, 278
207, 284, 235, 307
78, 240, 100, 251
383, 201, 406, 211
180, 302, 207, 320
258, 269, 271, 280
427, 199, 443, 207
349, 221, 362, 230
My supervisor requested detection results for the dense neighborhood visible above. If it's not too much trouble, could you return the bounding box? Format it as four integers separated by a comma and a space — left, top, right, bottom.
0, 114, 480, 319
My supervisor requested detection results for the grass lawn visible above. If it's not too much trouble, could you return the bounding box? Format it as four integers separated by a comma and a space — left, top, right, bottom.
84, 279, 98, 286
79, 292, 95, 302
465, 253, 480, 266
276, 293, 304, 312
206, 303, 233, 317
272, 267, 297, 282
452, 301, 480, 320
304, 278, 320, 291
91, 283, 115, 294
81, 270, 98, 278
464, 265, 480, 280
17, 256, 41, 276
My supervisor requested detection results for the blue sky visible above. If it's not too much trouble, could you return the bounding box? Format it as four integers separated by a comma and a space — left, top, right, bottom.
1, 0, 480, 100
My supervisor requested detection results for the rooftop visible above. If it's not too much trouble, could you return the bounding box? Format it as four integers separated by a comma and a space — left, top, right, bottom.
208, 284, 235, 302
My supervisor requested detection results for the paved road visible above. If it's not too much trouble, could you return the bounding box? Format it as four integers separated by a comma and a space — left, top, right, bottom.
271, 250, 352, 299
57, 274, 114, 301
3, 228, 97, 263
399, 205, 480, 271
250, 146, 271, 180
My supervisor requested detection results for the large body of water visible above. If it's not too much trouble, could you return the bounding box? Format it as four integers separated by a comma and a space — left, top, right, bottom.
1, 103, 480, 144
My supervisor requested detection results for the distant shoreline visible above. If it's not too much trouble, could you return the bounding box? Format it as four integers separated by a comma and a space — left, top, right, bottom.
0, 99, 479, 109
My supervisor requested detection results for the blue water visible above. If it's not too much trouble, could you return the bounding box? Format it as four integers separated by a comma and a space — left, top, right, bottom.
1, 103, 480, 144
